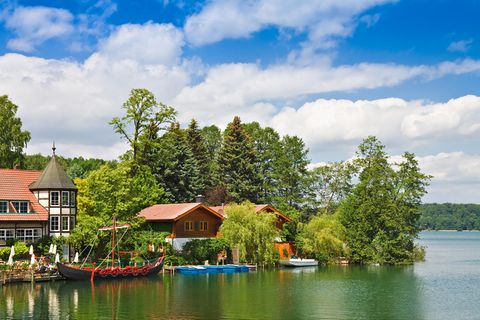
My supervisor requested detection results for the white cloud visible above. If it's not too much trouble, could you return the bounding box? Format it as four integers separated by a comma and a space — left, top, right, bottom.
184, 0, 395, 48
448, 39, 474, 53
97, 23, 184, 66
4, 6, 74, 52
269, 95, 480, 153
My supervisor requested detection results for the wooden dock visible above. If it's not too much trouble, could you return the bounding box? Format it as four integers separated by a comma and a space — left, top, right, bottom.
1, 270, 64, 286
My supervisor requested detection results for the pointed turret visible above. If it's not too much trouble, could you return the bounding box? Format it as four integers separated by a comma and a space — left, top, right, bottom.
29, 144, 77, 190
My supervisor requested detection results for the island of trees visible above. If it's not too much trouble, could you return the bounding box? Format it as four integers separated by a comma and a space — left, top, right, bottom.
1, 89, 436, 266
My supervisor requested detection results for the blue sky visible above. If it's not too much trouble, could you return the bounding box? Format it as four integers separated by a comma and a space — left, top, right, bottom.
0, 0, 480, 202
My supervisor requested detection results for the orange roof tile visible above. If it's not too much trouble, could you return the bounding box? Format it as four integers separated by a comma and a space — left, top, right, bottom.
138, 203, 224, 221
0, 169, 48, 221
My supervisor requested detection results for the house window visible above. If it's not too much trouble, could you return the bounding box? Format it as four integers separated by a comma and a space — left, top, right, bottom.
0, 229, 14, 245
0, 201, 7, 213
62, 191, 70, 206
50, 191, 60, 206
70, 216, 76, 229
70, 191, 76, 206
50, 216, 60, 231
15, 229, 42, 243
12, 201, 29, 213
199, 221, 208, 231
184, 221, 194, 231
62, 216, 69, 231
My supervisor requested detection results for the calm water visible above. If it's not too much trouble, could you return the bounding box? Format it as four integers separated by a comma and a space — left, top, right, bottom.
1, 231, 479, 320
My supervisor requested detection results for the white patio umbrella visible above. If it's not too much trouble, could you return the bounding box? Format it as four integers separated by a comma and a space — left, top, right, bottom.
152, 244, 155, 252
55, 253, 60, 264
10, 245, 15, 257
52, 244, 57, 254
48, 244, 54, 254
74, 252, 79, 263
7, 252, 14, 266
29, 245, 34, 255
30, 254, 36, 265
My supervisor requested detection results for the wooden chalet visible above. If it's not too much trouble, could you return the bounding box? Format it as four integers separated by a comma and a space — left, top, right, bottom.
0, 146, 77, 259
138, 203, 224, 250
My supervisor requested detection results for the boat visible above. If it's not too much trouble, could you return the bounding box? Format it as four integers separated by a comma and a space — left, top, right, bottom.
57, 217, 165, 281
278, 258, 319, 267
175, 264, 250, 275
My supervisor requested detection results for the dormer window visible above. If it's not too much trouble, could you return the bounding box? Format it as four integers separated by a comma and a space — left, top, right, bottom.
62, 191, 70, 206
0, 201, 7, 213
12, 201, 29, 213
50, 191, 60, 206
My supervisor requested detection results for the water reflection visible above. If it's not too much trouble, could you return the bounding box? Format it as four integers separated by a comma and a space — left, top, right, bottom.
0, 268, 424, 320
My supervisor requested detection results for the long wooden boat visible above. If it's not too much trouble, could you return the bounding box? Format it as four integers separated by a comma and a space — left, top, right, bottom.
57, 256, 165, 281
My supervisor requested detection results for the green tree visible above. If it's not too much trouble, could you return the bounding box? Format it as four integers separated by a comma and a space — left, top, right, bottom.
0, 95, 31, 169
217, 116, 260, 202
243, 122, 281, 204
296, 214, 347, 264
186, 119, 211, 193
338, 136, 430, 265
309, 161, 356, 215
70, 161, 164, 250
110, 88, 176, 165
220, 202, 279, 265
271, 135, 310, 212
151, 123, 204, 202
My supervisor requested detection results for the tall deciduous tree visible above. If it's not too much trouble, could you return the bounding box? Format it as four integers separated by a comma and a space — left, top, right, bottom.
217, 116, 260, 203
70, 161, 164, 250
339, 136, 430, 264
110, 88, 176, 165
0, 95, 31, 169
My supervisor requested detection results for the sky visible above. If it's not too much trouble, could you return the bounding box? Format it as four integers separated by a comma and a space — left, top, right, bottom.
0, 0, 480, 203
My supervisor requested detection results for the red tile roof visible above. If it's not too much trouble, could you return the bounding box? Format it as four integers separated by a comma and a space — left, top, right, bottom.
0, 169, 48, 221
138, 203, 224, 221
210, 204, 291, 222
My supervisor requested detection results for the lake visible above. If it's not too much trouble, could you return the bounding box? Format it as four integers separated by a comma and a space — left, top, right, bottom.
1, 231, 479, 319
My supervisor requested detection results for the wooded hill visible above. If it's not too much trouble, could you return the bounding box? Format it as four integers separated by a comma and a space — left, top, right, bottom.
418, 203, 480, 230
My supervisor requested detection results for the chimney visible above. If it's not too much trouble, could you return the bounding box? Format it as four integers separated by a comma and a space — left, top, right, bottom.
195, 195, 205, 203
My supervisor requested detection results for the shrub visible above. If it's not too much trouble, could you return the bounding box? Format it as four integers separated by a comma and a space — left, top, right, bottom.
182, 238, 229, 264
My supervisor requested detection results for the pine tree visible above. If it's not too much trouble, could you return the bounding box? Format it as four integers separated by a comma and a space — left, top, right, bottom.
186, 119, 211, 194
152, 123, 204, 203
217, 116, 260, 203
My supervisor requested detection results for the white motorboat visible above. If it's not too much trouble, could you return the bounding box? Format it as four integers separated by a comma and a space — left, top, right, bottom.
279, 258, 319, 267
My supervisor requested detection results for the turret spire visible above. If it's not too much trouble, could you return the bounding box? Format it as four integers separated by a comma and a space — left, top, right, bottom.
52, 141, 56, 156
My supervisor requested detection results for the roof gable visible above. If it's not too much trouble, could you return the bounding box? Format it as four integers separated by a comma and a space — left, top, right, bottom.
0, 169, 48, 221
210, 204, 291, 222
138, 203, 224, 221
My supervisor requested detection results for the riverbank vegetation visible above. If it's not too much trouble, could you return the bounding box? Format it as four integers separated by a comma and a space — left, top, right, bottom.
418, 203, 480, 230
1, 90, 432, 266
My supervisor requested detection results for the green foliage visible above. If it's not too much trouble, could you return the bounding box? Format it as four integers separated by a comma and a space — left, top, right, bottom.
150, 123, 204, 202
70, 161, 165, 251
296, 214, 347, 264
270, 135, 310, 212
110, 88, 176, 164
220, 202, 279, 265
186, 119, 212, 192
1, 241, 31, 260
309, 161, 356, 215
217, 116, 260, 203
0, 95, 31, 169
338, 136, 430, 265
418, 203, 480, 230
182, 238, 229, 264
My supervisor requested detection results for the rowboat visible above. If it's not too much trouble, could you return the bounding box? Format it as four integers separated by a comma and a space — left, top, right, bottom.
278, 258, 319, 267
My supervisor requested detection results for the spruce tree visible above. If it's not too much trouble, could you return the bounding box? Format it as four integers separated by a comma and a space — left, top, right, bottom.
186, 119, 211, 193
217, 116, 260, 203
153, 123, 204, 203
